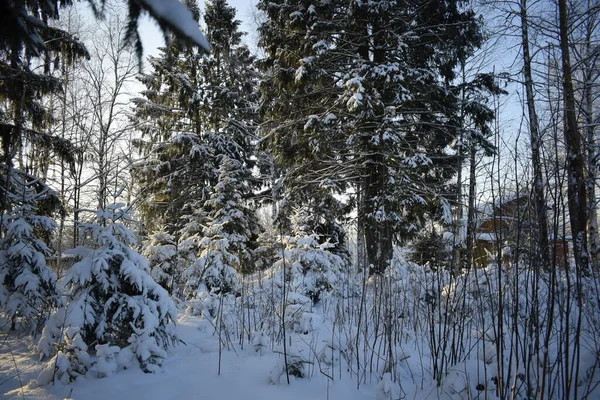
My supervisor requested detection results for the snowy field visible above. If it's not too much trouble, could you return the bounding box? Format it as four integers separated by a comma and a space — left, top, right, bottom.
2, 260, 600, 400
0, 312, 500, 400
0, 313, 376, 400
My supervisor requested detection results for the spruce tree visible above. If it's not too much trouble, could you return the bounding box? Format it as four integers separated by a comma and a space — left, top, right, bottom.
38, 204, 178, 375
0, 174, 59, 333
142, 229, 178, 294
184, 156, 260, 296
258, 0, 486, 274
132, 0, 260, 282
257, 0, 345, 235
0, 0, 86, 331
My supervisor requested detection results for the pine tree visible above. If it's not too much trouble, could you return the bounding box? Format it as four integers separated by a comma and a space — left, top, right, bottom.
38, 204, 178, 375
258, 0, 486, 274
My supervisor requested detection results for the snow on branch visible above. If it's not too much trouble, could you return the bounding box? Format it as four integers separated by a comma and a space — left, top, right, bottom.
138, 0, 211, 53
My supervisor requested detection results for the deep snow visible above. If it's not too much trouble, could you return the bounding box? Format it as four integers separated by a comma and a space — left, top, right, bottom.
3, 262, 600, 400
1, 313, 377, 400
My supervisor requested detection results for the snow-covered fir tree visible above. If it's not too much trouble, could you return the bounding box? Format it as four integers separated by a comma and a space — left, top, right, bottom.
264, 207, 345, 304
258, 0, 487, 274
130, 0, 262, 298
132, 1, 260, 284
184, 156, 260, 296
142, 229, 178, 294
204, 157, 260, 275
0, 0, 90, 338
38, 204, 178, 378
0, 171, 60, 333
132, 0, 257, 223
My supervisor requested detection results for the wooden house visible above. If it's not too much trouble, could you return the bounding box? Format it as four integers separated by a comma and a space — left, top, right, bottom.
473, 194, 570, 268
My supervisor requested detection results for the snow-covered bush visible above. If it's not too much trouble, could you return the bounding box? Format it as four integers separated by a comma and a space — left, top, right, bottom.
0, 185, 58, 333
38, 204, 178, 378
89, 343, 121, 378
265, 233, 343, 304
37, 327, 91, 384
142, 229, 178, 293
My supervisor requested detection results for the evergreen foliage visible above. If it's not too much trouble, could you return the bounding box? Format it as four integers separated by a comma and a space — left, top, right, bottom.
0, 0, 86, 205
132, 0, 261, 290
132, 133, 216, 236
132, 0, 258, 232
410, 230, 452, 270
0, 0, 85, 336
38, 204, 178, 375
204, 157, 260, 275
263, 207, 345, 304
258, 0, 487, 274
0, 0, 208, 68
184, 157, 260, 296
0, 170, 59, 333
142, 229, 178, 294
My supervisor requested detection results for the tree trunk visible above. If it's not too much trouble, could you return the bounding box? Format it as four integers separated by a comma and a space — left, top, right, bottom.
583, 0, 599, 269
454, 144, 463, 274
520, 0, 551, 270
356, 181, 366, 271
559, 0, 589, 273
465, 144, 477, 269
364, 156, 394, 276
453, 66, 466, 275
357, 11, 394, 276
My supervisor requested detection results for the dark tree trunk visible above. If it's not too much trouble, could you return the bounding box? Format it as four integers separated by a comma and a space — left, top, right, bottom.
520, 0, 550, 270
559, 0, 589, 273
582, 0, 599, 268
364, 156, 394, 276
464, 144, 477, 269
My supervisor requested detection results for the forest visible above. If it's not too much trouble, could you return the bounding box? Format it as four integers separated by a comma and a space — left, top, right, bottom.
0, 0, 599, 399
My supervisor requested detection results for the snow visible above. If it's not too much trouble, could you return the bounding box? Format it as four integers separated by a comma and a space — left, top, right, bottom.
477, 232, 496, 241
2, 258, 600, 400
140, 0, 211, 53
1, 313, 376, 400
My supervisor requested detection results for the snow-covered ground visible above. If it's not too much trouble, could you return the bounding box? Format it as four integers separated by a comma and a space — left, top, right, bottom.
0, 310, 494, 400
0, 313, 378, 400
3, 261, 600, 400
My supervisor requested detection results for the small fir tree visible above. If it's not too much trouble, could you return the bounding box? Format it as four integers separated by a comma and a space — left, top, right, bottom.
142, 229, 178, 294
38, 203, 178, 376
0, 171, 59, 333
265, 207, 344, 304
184, 157, 260, 296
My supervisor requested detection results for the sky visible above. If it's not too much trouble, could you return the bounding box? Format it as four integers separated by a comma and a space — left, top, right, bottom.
139, 0, 259, 61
